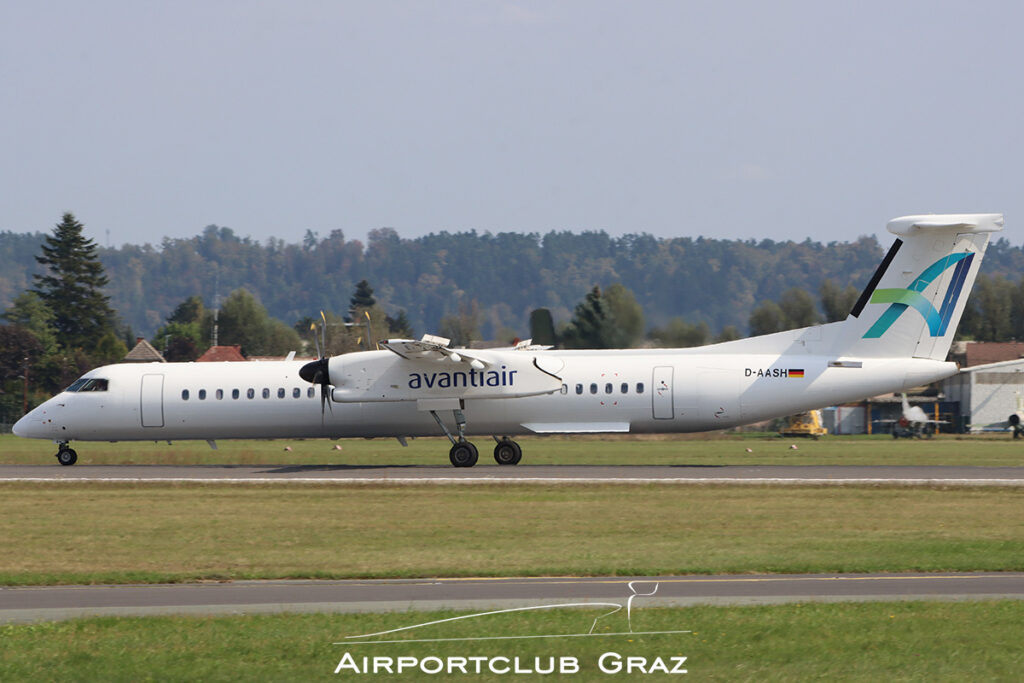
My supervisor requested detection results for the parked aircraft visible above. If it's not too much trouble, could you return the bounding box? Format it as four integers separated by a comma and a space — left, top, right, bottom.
971, 392, 1024, 439
875, 393, 948, 438
14, 214, 1003, 466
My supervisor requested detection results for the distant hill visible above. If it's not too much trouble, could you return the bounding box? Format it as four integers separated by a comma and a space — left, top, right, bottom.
3, 226, 1023, 339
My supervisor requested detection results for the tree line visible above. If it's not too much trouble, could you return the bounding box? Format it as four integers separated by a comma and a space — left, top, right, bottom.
3, 214, 1024, 421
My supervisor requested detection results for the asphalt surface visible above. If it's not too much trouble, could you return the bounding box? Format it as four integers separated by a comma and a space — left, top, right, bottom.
2, 464, 1024, 485
2, 573, 1022, 623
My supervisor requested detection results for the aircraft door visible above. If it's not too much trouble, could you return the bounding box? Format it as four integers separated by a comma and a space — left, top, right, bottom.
652, 366, 674, 419
140, 374, 165, 428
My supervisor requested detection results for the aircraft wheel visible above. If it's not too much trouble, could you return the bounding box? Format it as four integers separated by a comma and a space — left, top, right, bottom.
449, 441, 479, 468
493, 439, 522, 465
57, 448, 78, 466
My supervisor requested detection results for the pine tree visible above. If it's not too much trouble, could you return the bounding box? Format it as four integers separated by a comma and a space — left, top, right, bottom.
562, 286, 613, 349
349, 279, 376, 319
32, 213, 116, 350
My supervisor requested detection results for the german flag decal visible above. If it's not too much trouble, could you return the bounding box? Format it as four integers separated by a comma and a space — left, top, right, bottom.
789, 369, 805, 378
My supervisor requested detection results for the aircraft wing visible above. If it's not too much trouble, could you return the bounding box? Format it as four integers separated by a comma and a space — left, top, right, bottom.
381, 335, 491, 368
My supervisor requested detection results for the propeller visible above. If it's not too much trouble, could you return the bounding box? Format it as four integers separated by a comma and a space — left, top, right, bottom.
299, 311, 333, 415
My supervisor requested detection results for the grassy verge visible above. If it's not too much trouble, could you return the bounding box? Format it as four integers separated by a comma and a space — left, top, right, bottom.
2, 483, 1022, 585
2, 602, 1022, 680
2, 432, 1024, 466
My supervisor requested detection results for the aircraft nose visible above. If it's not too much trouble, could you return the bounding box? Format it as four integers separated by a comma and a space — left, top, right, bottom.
12, 413, 36, 438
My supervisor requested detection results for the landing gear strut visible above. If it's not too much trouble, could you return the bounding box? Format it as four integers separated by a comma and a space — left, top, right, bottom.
430, 408, 479, 468
428, 408, 523, 467
56, 442, 77, 466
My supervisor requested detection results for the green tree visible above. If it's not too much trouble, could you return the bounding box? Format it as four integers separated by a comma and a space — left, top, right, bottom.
778, 288, 821, 328
32, 213, 116, 350
438, 301, 481, 347
715, 325, 740, 343
959, 275, 1014, 341
154, 295, 208, 361
214, 288, 301, 356
561, 286, 614, 349
748, 300, 785, 336
602, 283, 645, 348
168, 295, 205, 325
648, 317, 710, 348
92, 331, 129, 364
3, 291, 57, 355
385, 309, 413, 338
819, 279, 860, 322
349, 279, 376, 319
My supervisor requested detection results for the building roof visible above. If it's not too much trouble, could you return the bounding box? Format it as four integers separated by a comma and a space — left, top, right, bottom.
124, 338, 166, 363
196, 345, 247, 362
964, 341, 1024, 367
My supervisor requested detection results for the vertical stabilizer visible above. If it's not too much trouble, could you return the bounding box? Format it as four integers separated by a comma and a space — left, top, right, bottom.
836, 213, 1002, 360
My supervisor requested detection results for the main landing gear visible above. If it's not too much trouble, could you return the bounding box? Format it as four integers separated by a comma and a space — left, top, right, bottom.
56, 442, 78, 466
428, 408, 522, 467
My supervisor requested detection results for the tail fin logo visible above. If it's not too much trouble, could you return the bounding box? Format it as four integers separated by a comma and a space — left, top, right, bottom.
862, 252, 974, 339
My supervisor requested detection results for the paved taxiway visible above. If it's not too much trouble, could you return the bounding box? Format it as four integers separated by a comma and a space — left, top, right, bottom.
2, 573, 1022, 623
2, 464, 1024, 485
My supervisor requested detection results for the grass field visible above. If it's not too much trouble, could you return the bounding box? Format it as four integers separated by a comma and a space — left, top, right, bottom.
2, 601, 1022, 680
2, 483, 1021, 585
2, 432, 1023, 467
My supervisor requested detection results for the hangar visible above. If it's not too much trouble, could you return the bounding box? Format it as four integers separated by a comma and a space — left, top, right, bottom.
942, 359, 1024, 431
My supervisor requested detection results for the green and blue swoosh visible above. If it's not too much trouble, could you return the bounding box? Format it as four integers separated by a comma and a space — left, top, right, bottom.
863, 252, 974, 338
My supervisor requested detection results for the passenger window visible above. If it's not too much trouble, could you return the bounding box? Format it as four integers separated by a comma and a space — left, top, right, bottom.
277, 388, 285, 399
198, 389, 207, 400
292, 388, 300, 398
636, 383, 644, 394
232, 389, 240, 399
216, 389, 223, 400
247, 388, 255, 399
621, 383, 628, 394
307, 387, 315, 398
575, 383, 583, 395
605, 383, 612, 394
560, 384, 568, 395
590, 383, 598, 394
182, 389, 190, 400
262, 388, 270, 399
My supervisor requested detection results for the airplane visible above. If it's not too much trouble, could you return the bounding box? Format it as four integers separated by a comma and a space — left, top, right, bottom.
873, 393, 948, 438
970, 392, 1024, 439
13, 213, 1004, 467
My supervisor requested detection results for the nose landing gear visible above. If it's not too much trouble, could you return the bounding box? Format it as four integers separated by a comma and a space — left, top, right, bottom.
56, 442, 78, 466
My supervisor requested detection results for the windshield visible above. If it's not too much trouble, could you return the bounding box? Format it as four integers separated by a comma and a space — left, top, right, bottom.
65, 378, 109, 392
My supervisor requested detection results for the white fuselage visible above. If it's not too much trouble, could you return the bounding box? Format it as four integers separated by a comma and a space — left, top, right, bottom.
13, 348, 957, 443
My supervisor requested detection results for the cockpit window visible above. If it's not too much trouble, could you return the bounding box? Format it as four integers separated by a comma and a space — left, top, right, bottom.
66, 378, 89, 392
66, 378, 109, 392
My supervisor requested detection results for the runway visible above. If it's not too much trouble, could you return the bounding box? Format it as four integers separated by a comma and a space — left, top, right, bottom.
2, 573, 1022, 623
2, 464, 1024, 486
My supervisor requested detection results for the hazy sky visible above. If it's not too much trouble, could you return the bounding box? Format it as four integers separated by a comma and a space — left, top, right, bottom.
2, 1, 1020, 248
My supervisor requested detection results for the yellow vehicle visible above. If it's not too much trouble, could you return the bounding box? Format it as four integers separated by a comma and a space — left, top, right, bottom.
779, 410, 828, 439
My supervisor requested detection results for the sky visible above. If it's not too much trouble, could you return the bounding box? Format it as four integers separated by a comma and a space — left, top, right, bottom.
2, 1, 1021, 248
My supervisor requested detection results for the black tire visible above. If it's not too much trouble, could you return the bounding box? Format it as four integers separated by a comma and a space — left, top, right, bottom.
449, 441, 479, 468
57, 448, 77, 466
493, 439, 522, 466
